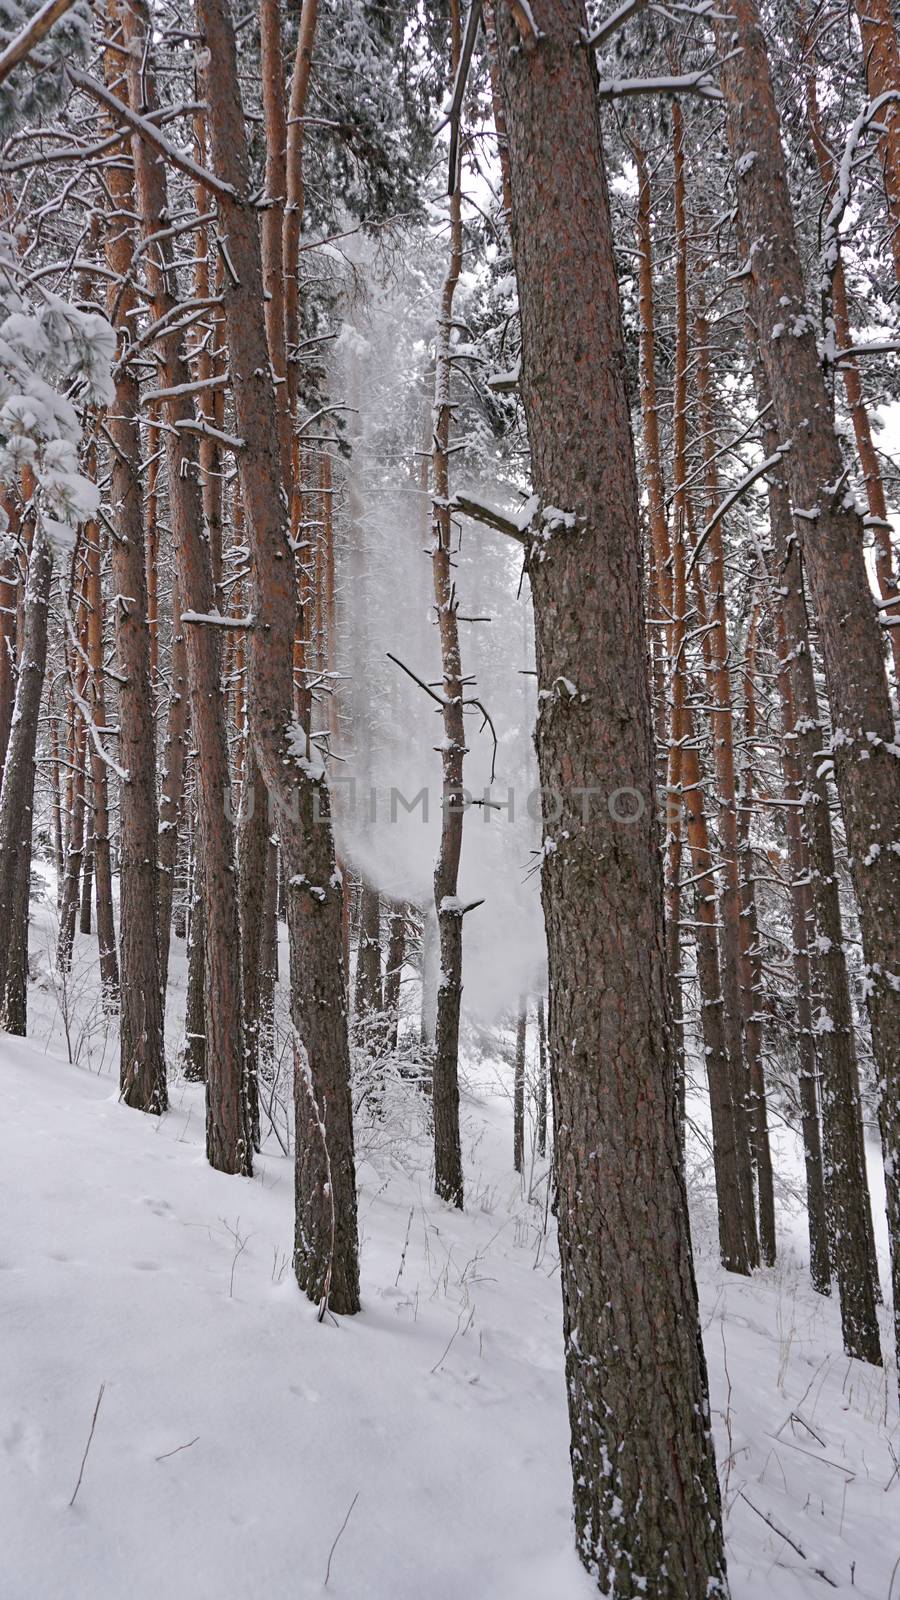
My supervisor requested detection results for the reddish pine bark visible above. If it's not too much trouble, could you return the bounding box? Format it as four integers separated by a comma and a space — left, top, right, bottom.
716, 0, 900, 1384
494, 6, 728, 1591
695, 304, 773, 1264
800, 23, 900, 685
101, 23, 166, 1113
669, 114, 756, 1273
853, 0, 900, 287
756, 360, 881, 1360
282, 0, 319, 418
122, 0, 250, 1175
194, 0, 359, 1314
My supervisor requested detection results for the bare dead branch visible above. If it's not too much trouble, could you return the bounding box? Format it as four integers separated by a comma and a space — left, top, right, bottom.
324, 1491, 360, 1587
451, 491, 527, 541
68, 1383, 105, 1507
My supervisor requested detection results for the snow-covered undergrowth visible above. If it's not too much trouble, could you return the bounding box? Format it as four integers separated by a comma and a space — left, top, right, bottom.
2, 908, 898, 1598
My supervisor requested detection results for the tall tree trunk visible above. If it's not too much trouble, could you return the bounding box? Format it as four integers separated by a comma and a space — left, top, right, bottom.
800, 18, 900, 685
758, 362, 881, 1359
383, 901, 407, 1052
49, 701, 64, 900
2, 843, 30, 1032
236, 0, 291, 1146
513, 1001, 526, 1174
738, 615, 776, 1266
430, 0, 467, 1209
122, 1, 250, 1173
195, 0, 359, 1313
238, 751, 268, 1149
183, 863, 207, 1083
157, 588, 188, 998
145, 416, 160, 690
354, 880, 383, 1042
0, 531, 15, 772
853, 0, 900, 287
57, 579, 87, 972
633, 144, 687, 1119
0, 522, 51, 1012
79, 812, 93, 936
774, 606, 831, 1295
535, 994, 548, 1158
420, 900, 438, 1049
716, 0, 899, 1381
101, 21, 166, 1114
694, 302, 761, 1250
282, 0, 319, 418
672, 522, 752, 1274
670, 113, 755, 1273
493, 7, 728, 1591
88, 627, 120, 1000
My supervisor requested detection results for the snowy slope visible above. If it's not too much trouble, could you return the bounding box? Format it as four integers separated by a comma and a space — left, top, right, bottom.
1, 1033, 897, 1600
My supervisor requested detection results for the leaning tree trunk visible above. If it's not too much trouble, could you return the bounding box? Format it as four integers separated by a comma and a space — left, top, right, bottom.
492, 6, 729, 1592
716, 0, 899, 1384
195, 0, 359, 1314
101, 22, 166, 1114
754, 351, 881, 1362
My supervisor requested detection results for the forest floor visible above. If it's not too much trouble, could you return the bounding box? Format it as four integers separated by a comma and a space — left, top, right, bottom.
1, 901, 898, 1598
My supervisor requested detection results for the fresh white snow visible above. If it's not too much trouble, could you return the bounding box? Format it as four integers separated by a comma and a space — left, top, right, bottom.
1, 910, 898, 1599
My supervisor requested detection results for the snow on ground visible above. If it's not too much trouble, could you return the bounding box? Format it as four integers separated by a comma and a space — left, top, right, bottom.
1, 1034, 585, 1600
1, 899, 898, 1598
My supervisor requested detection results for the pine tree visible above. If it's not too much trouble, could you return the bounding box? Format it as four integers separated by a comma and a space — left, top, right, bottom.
491, 3, 728, 1589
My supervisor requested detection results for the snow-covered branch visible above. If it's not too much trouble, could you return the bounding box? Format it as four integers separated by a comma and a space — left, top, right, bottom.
0, 0, 78, 86
597, 66, 724, 103
67, 66, 241, 205
686, 445, 790, 579
450, 492, 528, 542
